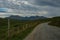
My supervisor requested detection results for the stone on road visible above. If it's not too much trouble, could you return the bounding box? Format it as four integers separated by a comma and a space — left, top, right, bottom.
24, 23, 60, 40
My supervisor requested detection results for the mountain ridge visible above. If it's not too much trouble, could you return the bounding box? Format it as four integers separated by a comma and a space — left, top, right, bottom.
6, 15, 47, 20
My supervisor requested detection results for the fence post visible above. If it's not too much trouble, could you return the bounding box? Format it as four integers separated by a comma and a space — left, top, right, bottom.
26, 24, 28, 29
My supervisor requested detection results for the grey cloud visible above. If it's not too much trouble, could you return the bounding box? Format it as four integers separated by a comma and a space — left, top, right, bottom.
43, 6, 60, 17
0, 0, 40, 11
0, 0, 60, 18
29, 0, 60, 7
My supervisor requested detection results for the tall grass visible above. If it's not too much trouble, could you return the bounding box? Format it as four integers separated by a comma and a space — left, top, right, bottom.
0, 18, 49, 40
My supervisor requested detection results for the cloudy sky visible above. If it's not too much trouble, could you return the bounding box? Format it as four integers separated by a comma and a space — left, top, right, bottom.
0, 0, 60, 18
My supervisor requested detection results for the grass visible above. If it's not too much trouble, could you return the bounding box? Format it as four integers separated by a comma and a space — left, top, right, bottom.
48, 16, 60, 27
7, 20, 41, 40
0, 18, 49, 40
10, 26, 35, 40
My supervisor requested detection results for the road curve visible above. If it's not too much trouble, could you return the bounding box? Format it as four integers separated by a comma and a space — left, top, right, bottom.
24, 23, 60, 40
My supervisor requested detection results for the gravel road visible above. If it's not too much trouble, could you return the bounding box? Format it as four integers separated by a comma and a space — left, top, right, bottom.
24, 23, 60, 40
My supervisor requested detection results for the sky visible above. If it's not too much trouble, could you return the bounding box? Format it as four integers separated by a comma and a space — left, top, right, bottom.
0, 0, 60, 18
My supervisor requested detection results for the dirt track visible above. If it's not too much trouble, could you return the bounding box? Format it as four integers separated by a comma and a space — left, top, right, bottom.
24, 23, 60, 40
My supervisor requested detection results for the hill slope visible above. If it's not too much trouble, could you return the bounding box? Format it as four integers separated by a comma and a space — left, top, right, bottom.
0, 17, 49, 40
48, 16, 60, 27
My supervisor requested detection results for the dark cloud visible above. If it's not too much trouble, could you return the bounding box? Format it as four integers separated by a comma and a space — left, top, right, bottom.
0, 0, 60, 18
0, 0, 40, 11
30, 0, 60, 7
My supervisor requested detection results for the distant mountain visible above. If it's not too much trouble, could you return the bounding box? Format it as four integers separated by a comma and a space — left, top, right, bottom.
6, 15, 47, 20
